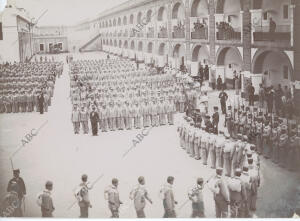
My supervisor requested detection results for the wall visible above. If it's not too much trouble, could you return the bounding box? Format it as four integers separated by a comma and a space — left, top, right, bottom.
33, 37, 68, 54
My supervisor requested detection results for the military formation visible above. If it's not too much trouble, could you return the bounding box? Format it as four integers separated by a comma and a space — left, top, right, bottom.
69, 59, 199, 135
178, 115, 261, 217
0, 62, 63, 114
223, 105, 300, 171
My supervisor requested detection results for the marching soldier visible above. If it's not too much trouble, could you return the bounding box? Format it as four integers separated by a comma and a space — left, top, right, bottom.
193, 127, 201, 160
208, 131, 217, 169
271, 122, 279, 164
129, 176, 153, 218
39, 181, 55, 217
227, 168, 245, 217
133, 102, 142, 129
240, 166, 251, 217
44, 92, 49, 112
158, 98, 167, 126
160, 176, 177, 218
212, 106, 219, 134
200, 129, 209, 165
225, 106, 233, 137
99, 103, 109, 132
215, 131, 225, 168
104, 178, 123, 218
209, 168, 230, 218
188, 178, 205, 217
255, 114, 263, 155
167, 97, 175, 125
76, 174, 92, 218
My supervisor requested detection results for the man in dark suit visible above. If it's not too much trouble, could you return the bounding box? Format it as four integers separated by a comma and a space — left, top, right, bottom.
90, 105, 99, 136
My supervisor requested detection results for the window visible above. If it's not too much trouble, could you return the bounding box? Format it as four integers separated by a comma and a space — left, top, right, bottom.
0, 22, 3, 40
40, 44, 44, 51
263, 12, 268, 20
57, 43, 62, 51
283, 65, 289, 79
283, 5, 289, 19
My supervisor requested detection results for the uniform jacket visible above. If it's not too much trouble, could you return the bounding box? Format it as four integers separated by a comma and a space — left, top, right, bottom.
162, 183, 175, 211
7, 177, 26, 199
71, 110, 80, 122
41, 190, 55, 214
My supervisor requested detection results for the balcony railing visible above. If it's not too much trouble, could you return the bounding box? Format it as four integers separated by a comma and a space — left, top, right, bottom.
216, 22, 240, 40
253, 25, 290, 43
191, 27, 208, 39
158, 28, 168, 38
172, 29, 185, 38
147, 32, 154, 38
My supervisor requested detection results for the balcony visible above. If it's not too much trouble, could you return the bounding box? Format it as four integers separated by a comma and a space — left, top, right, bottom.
216, 22, 241, 41
253, 25, 291, 46
158, 27, 168, 38
172, 29, 185, 38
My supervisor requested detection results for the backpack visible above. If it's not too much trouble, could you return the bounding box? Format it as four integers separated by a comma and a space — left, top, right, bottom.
36, 192, 43, 207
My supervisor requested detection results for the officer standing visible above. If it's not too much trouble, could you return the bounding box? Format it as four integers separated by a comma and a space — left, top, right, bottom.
129, 176, 153, 218
80, 106, 89, 134
188, 178, 205, 217
90, 105, 100, 136
219, 89, 228, 115
212, 106, 219, 134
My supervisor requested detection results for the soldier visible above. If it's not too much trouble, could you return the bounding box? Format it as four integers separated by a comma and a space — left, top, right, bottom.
255, 114, 263, 155
99, 103, 109, 132
271, 122, 279, 163
187, 122, 195, 157
7, 169, 26, 216
167, 97, 176, 125
75, 174, 92, 218
142, 100, 151, 128
28, 90, 34, 112
223, 133, 234, 177
38, 92, 44, 114
287, 126, 298, 171
278, 126, 288, 168
262, 120, 271, 159
80, 106, 89, 134
128, 102, 134, 130
116, 101, 123, 130
240, 166, 251, 217
188, 178, 205, 217
104, 178, 123, 218
200, 129, 208, 165
118, 102, 126, 130
215, 131, 225, 168
248, 159, 259, 211
44, 92, 49, 112
209, 168, 230, 218
193, 127, 201, 160
129, 176, 153, 218
212, 106, 219, 134
160, 176, 177, 218
179, 91, 185, 113
208, 131, 217, 169
151, 99, 158, 127
225, 106, 233, 137
158, 98, 167, 125
39, 181, 55, 217
12, 91, 18, 113
108, 102, 114, 131
133, 102, 142, 129
71, 105, 80, 134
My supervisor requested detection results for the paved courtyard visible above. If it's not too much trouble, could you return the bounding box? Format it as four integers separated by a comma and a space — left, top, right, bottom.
0, 52, 299, 218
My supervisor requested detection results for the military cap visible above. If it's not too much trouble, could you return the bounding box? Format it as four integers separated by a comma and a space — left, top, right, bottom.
213, 106, 218, 111
13, 169, 20, 174
197, 177, 204, 184
81, 174, 88, 181
216, 167, 223, 175
242, 166, 249, 172
235, 168, 242, 176
219, 131, 224, 135
45, 181, 53, 188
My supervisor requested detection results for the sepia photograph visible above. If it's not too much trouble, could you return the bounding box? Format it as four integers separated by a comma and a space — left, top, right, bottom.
0, 0, 300, 218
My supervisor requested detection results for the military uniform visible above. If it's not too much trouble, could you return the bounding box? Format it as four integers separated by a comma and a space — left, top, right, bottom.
80, 107, 89, 134
71, 106, 81, 134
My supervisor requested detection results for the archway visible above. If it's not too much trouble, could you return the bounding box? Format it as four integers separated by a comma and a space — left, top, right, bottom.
113, 19, 116, 26
114, 40, 117, 47
110, 39, 113, 46
190, 0, 209, 17
137, 12, 142, 24
216, 46, 243, 88
118, 17, 121, 26
119, 40, 122, 48
130, 41, 135, 50
138, 41, 143, 51
123, 16, 127, 25
252, 49, 294, 88
157, 6, 167, 21
124, 40, 128, 49
191, 44, 209, 64
172, 44, 185, 68
147, 42, 153, 53
130, 14, 134, 24
172, 2, 185, 19
146, 10, 152, 22
158, 43, 166, 55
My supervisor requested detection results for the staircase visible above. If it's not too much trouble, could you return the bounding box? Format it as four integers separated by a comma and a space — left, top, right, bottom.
79, 33, 102, 52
